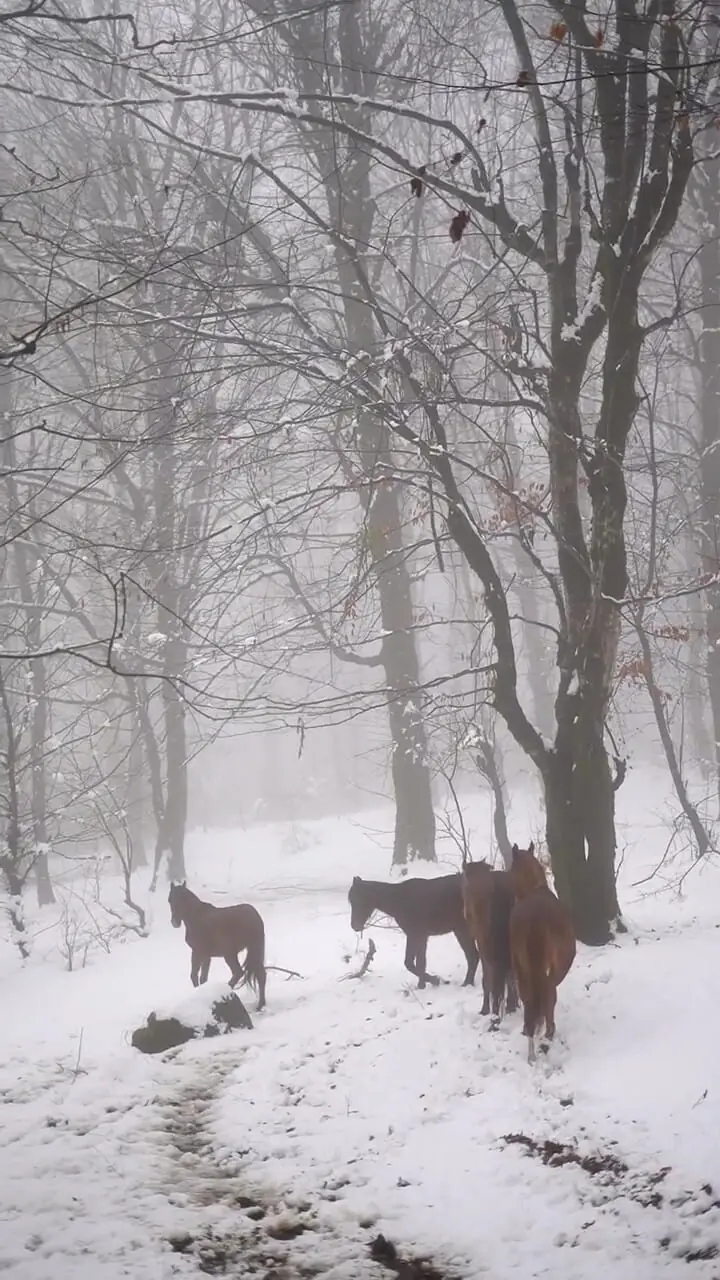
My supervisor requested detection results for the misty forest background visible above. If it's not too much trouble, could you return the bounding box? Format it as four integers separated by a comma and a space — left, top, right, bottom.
2, 0, 720, 959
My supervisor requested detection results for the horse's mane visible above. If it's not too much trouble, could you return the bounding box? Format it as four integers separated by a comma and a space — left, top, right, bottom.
173, 883, 206, 906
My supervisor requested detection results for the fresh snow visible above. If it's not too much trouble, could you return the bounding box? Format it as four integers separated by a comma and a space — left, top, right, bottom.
0, 768, 719, 1279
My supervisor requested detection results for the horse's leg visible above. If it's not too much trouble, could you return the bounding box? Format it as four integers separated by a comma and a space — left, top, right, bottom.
256, 964, 267, 1013
404, 935, 422, 986
512, 943, 538, 1061
543, 978, 558, 1044
454, 924, 479, 987
416, 936, 441, 988
199, 957, 211, 984
479, 949, 491, 1016
190, 951, 201, 987
225, 953, 244, 987
506, 971, 519, 1014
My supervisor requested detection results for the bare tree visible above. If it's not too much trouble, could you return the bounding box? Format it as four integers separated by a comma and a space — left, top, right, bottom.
113, 0, 698, 941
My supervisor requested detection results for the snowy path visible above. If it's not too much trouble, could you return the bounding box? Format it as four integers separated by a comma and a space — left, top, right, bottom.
1, 802, 719, 1278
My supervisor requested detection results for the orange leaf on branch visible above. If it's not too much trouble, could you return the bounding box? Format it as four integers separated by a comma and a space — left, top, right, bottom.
550, 20, 567, 41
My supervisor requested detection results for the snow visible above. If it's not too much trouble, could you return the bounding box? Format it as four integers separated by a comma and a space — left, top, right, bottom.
1, 769, 719, 1278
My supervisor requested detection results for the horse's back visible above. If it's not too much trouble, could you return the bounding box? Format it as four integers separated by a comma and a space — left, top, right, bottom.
397, 874, 463, 933
191, 900, 264, 955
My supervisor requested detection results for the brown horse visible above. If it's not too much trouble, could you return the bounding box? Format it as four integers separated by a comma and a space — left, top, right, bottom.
461, 860, 518, 1020
168, 882, 267, 1012
348, 874, 479, 989
508, 843, 575, 1062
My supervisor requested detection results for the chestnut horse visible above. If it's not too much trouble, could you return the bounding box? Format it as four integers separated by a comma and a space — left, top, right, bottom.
461, 860, 518, 1020
348, 874, 479, 989
168, 882, 267, 1011
508, 843, 575, 1061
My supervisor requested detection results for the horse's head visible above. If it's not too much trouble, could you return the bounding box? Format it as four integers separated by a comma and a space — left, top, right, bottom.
509, 842, 547, 897
348, 875, 372, 932
168, 881, 187, 928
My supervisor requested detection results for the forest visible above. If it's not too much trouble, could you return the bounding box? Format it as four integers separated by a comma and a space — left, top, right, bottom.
2, 0, 719, 942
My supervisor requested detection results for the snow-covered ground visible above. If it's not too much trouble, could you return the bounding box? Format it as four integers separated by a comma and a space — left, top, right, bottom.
1, 768, 719, 1279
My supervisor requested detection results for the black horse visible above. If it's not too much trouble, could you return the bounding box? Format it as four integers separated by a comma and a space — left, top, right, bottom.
348, 874, 479, 989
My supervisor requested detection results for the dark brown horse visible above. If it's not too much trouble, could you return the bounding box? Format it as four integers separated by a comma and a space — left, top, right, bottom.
168, 882, 267, 1012
348, 874, 479, 989
461, 860, 518, 1020
508, 843, 576, 1062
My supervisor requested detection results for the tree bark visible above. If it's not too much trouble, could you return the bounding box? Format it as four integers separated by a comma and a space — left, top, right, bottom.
318, 6, 436, 863
692, 157, 720, 808
161, 632, 188, 882
126, 725, 147, 870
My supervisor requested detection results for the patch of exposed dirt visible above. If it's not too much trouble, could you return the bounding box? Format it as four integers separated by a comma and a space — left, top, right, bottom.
370, 1233, 459, 1280
503, 1132, 629, 1179
502, 1132, 720, 1265
158, 1060, 456, 1279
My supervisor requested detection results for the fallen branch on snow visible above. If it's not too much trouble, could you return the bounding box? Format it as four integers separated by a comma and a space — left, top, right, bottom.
265, 964, 305, 980
341, 937, 376, 981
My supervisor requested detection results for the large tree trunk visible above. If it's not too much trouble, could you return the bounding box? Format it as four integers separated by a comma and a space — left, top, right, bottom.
0, 370, 55, 907
546, 701, 620, 943
324, 8, 435, 864
149, 354, 188, 886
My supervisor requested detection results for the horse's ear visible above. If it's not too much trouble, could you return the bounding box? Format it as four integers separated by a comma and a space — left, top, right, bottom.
511, 844, 519, 860
352, 875, 360, 886
528, 842, 535, 856
181, 880, 187, 888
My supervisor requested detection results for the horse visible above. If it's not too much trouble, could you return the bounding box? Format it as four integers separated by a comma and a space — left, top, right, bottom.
348, 874, 479, 989
168, 882, 267, 1012
461, 860, 518, 1020
508, 843, 576, 1062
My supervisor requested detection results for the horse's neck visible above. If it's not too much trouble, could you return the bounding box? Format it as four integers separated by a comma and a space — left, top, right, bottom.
181, 890, 210, 919
363, 880, 402, 918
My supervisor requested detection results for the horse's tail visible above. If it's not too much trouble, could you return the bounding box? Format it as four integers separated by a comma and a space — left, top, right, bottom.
511, 919, 549, 1041
244, 910, 266, 994
488, 876, 513, 1010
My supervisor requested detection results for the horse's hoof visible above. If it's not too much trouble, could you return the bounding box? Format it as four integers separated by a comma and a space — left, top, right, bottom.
426, 976, 441, 988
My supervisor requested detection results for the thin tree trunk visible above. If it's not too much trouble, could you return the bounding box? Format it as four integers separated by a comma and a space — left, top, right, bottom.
0, 664, 30, 957
633, 617, 712, 858
161, 632, 188, 882
126, 725, 147, 870
693, 157, 720, 809
30, 663, 55, 907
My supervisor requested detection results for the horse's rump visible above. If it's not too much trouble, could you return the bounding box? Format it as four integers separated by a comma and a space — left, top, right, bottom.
510, 888, 575, 1036
510, 889, 574, 981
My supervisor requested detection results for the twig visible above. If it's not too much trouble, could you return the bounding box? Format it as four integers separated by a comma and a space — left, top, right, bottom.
265, 964, 305, 980
71, 1028, 87, 1082
341, 938, 376, 981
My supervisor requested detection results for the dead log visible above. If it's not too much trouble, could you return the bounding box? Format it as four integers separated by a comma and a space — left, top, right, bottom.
131, 991, 253, 1055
